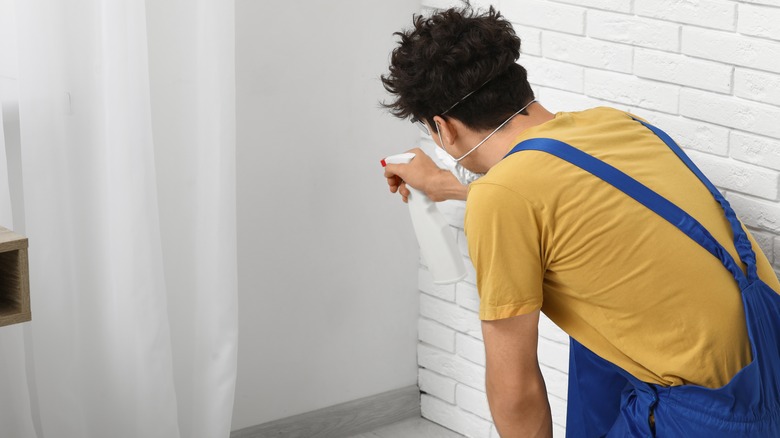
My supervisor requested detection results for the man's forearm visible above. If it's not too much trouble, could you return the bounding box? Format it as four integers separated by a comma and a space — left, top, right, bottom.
487, 374, 553, 438
427, 169, 468, 201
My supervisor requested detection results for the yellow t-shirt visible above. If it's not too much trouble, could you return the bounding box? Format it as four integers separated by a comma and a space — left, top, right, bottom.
464, 106, 780, 388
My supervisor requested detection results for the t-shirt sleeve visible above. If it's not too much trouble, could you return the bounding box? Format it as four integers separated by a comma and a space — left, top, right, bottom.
464, 182, 545, 321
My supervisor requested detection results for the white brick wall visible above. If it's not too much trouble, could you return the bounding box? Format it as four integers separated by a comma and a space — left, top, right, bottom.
682, 27, 780, 73
501, 1, 586, 35
416, 1, 780, 437
588, 10, 680, 51
633, 48, 733, 93
635, 0, 736, 30
738, 4, 780, 40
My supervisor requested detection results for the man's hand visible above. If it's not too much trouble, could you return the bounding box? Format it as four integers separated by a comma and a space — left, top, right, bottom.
482, 311, 552, 438
383, 148, 467, 202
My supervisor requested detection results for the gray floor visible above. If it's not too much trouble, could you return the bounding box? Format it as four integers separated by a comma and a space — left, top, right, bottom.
346, 416, 466, 438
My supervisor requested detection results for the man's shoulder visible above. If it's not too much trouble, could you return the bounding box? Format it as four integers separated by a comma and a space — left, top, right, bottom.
467, 155, 555, 213
564, 105, 640, 126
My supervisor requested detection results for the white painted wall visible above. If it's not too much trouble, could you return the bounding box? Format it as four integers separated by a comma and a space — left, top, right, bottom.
233, 0, 423, 430
0, 0, 17, 80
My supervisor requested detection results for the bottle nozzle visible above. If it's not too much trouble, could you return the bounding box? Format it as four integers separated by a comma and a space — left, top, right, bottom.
381, 153, 416, 167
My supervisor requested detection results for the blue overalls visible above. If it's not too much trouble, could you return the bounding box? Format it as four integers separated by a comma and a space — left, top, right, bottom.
506, 119, 780, 436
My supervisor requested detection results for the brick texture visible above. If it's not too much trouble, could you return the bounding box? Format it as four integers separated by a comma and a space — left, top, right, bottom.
633, 48, 733, 93
522, 55, 585, 93
635, 0, 736, 31
550, 0, 631, 13
631, 108, 730, 156
419, 368, 458, 404
734, 68, 780, 106
738, 4, 780, 41
585, 69, 680, 113
739, 0, 780, 6
680, 88, 780, 139
587, 10, 680, 51
730, 131, 780, 171
500, 0, 585, 35
416, 1, 780, 437
542, 32, 633, 73
682, 27, 780, 74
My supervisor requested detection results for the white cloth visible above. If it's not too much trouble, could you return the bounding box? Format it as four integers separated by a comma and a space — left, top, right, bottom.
434, 145, 485, 185
0, 0, 238, 436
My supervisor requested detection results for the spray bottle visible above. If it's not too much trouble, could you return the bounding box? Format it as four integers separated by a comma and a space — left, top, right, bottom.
382, 152, 467, 284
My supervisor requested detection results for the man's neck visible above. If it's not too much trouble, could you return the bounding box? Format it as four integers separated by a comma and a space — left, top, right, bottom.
465, 103, 556, 173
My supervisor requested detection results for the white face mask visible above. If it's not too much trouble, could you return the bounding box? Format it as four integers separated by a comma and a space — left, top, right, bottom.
434, 99, 537, 184
434, 146, 485, 185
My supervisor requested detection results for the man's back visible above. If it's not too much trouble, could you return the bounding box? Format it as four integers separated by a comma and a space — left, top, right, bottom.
464, 106, 780, 388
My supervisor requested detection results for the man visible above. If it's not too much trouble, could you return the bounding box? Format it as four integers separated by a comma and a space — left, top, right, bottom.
381, 4, 780, 437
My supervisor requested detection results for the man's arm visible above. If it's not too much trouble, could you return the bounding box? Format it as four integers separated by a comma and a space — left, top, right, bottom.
482, 310, 552, 438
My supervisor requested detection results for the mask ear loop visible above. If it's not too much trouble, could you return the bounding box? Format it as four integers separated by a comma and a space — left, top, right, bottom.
436, 123, 448, 157
435, 120, 457, 162
454, 99, 537, 162
433, 133, 486, 185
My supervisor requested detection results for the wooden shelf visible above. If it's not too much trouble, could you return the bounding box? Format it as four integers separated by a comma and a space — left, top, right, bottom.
0, 227, 31, 327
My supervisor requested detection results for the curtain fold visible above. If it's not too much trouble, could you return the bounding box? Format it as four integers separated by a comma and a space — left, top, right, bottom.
1, 93, 39, 438
146, 1, 238, 436
2, 0, 238, 436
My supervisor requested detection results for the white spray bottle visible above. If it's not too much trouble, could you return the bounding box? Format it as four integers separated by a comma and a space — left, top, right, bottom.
382, 152, 467, 284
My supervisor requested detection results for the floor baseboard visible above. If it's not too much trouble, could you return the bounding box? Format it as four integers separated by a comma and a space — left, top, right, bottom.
231, 385, 421, 438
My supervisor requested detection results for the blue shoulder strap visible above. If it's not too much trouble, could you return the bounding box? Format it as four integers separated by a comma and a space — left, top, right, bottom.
634, 120, 757, 281
505, 120, 757, 288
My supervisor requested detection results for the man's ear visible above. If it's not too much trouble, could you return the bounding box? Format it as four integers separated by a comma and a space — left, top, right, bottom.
432, 115, 457, 147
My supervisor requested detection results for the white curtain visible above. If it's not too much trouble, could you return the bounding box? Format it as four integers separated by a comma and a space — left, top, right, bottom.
0, 0, 237, 437
1, 82, 39, 438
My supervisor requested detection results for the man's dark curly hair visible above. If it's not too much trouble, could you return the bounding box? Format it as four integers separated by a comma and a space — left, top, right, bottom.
381, 3, 534, 133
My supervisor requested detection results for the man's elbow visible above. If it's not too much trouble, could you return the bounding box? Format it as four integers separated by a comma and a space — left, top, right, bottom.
487, 377, 548, 413
486, 377, 552, 437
